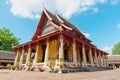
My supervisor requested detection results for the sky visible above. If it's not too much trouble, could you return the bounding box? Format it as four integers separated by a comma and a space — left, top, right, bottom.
0, 0, 120, 55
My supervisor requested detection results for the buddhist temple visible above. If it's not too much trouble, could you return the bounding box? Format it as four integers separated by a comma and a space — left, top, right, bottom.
12, 8, 109, 72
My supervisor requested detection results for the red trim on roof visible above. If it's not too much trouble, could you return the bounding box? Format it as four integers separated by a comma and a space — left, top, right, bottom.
32, 10, 47, 41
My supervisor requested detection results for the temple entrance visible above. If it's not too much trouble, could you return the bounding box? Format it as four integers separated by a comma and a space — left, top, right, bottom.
86, 50, 90, 64
64, 49, 69, 62
42, 48, 45, 62
31, 49, 36, 63
92, 52, 95, 64
79, 47, 83, 66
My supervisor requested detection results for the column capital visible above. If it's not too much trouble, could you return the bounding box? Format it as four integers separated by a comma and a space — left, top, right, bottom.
73, 39, 76, 46
28, 44, 31, 49
94, 48, 97, 52
36, 41, 39, 44
82, 43, 85, 48
21, 46, 25, 51
46, 37, 49, 42
59, 34, 65, 48
73, 38, 76, 42
89, 46, 92, 50
59, 34, 63, 41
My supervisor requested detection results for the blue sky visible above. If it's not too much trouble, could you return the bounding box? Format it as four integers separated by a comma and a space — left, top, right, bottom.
0, 0, 120, 55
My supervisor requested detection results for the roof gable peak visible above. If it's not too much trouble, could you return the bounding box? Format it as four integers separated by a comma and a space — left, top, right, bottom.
43, 8, 52, 21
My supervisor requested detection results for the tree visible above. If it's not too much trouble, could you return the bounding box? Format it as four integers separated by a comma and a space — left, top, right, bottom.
0, 27, 20, 51
112, 42, 120, 55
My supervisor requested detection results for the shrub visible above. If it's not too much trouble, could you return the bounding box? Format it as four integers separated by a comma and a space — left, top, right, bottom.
58, 57, 64, 69
27, 64, 32, 68
59, 57, 64, 62
11, 65, 16, 70
47, 60, 55, 69
6, 64, 12, 70
14, 61, 19, 69
47, 60, 55, 73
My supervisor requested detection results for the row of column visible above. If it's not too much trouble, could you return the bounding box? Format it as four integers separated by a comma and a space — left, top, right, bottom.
14, 38, 54, 67
57, 35, 108, 67
73, 43, 108, 67
14, 37, 108, 68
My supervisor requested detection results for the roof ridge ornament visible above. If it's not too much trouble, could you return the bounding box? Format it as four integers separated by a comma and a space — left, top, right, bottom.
43, 8, 52, 21
61, 24, 73, 30
55, 14, 64, 23
42, 0, 45, 9
50, 21, 60, 30
54, 14, 73, 31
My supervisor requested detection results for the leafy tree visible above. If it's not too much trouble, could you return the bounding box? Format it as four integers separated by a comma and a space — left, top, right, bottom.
112, 42, 120, 55
0, 27, 20, 51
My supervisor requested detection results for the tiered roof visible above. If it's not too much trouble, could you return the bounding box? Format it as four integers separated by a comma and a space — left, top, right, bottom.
108, 55, 120, 64
32, 8, 87, 41
0, 51, 15, 63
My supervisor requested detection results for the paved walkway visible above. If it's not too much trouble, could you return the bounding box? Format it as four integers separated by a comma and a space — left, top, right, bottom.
0, 69, 120, 80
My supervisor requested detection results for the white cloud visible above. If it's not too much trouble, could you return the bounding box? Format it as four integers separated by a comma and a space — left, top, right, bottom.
83, 32, 90, 38
93, 8, 99, 13
110, 0, 119, 5
6, 0, 9, 4
9, 0, 116, 19
117, 23, 120, 28
102, 46, 112, 55
9, 0, 43, 19
97, 0, 107, 3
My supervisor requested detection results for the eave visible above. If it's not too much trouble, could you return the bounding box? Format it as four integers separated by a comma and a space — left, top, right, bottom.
12, 31, 61, 49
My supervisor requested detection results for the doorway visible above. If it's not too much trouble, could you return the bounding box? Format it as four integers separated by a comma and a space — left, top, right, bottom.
64, 49, 69, 62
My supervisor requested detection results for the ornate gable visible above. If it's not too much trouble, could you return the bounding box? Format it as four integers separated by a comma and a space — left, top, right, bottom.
32, 8, 87, 42
40, 19, 58, 36
31, 8, 60, 41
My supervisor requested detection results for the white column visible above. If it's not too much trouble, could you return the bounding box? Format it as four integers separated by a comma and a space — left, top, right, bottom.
59, 35, 64, 59
105, 56, 108, 66
94, 49, 99, 67
89, 47, 94, 67
19, 48, 25, 65
82, 44, 87, 67
34, 42, 39, 65
14, 50, 19, 66
97, 52, 100, 66
26, 44, 32, 65
101, 53, 103, 67
98, 51, 103, 67
73, 39, 77, 66
44, 38, 50, 67
102, 54, 105, 67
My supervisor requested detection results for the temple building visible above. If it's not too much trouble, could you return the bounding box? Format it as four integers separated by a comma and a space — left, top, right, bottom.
108, 55, 120, 68
0, 51, 15, 68
12, 8, 109, 72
